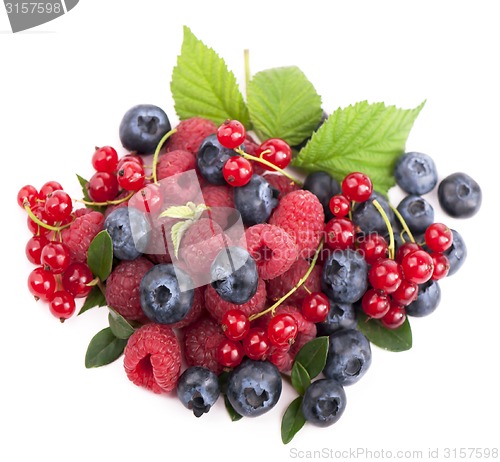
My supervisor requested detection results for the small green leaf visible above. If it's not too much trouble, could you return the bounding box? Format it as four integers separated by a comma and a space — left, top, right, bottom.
85, 327, 127, 368
247, 66, 323, 146
170, 220, 193, 258
171, 26, 249, 126
291, 361, 311, 395
108, 308, 135, 340
78, 285, 106, 315
223, 395, 243, 422
87, 230, 113, 281
357, 312, 413, 352
294, 336, 329, 379
159, 204, 196, 220
76, 174, 102, 212
281, 397, 306, 444
292, 100, 425, 195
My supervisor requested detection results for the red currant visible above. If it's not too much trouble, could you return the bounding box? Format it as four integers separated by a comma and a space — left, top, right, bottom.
425, 223, 453, 253
88, 171, 119, 203
221, 309, 250, 341
216, 339, 244, 368
92, 146, 119, 173
117, 154, 144, 171
329, 194, 351, 218
357, 233, 388, 264
391, 279, 419, 306
242, 328, 270, 360
17, 185, 38, 209
324, 217, 355, 250
267, 313, 298, 347
301, 292, 330, 323
256, 138, 292, 170
222, 156, 253, 187
401, 249, 434, 284
41, 242, 71, 274
395, 242, 420, 263
27, 206, 54, 236
48, 290, 76, 322
44, 190, 73, 222
25, 235, 49, 265
62, 262, 94, 298
342, 172, 373, 202
117, 161, 146, 191
39, 181, 63, 200
27, 267, 57, 300
361, 289, 390, 319
380, 302, 406, 329
368, 258, 403, 294
217, 119, 246, 149
430, 252, 450, 281
128, 183, 164, 214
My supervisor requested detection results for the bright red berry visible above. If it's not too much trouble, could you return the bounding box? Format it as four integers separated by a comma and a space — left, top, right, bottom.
222, 156, 253, 187
256, 138, 292, 170
361, 289, 390, 319
27, 267, 57, 300
39, 181, 63, 200
217, 119, 246, 149
48, 290, 76, 322
92, 146, 119, 173
41, 242, 71, 274
430, 252, 450, 280
128, 183, 164, 214
216, 339, 244, 368
117, 161, 146, 191
342, 172, 373, 202
401, 249, 434, 284
324, 217, 355, 250
368, 258, 403, 294
117, 154, 144, 171
357, 233, 388, 264
425, 223, 453, 253
301, 292, 330, 323
329, 194, 351, 218
267, 313, 299, 347
242, 328, 270, 360
25, 235, 49, 265
27, 207, 54, 236
17, 185, 38, 209
221, 309, 250, 341
391, 279, 419, 306
44, 190, 73, 222
88, 171, 119, 203
395, 242, 421, 263
380, 302, 406, 329
62, 262, 94, 298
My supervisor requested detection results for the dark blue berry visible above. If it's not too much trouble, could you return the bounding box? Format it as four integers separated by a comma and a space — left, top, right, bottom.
119, 104, 171, 154
226, 359, 282, 417
323, 328, 372, 386
140, 264, 194, 324
352, 191, 395, 235
301, 379, 347, 427
196, 134, 234, 185
233, 174, 279, 226
444, 229, 467, 276
394, 151, 438, 195
321, 249, 368, 304
316, 301, 357, 336
104, 207, 150, 261
406, 280, 441, 317
397, 195, 434, 234
210, 246, 258, 305
303, 171, 341, 222
438, 172, 482, 218
176, 366, 220, 418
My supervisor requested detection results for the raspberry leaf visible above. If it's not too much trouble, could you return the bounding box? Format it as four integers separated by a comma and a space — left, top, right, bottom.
108, 308, 135, 340
171, 26, 250, 126
357, 312, 413, 352
291, 361, 311, 396
78, 285, 106, 315
85, 327, 127, 368
293, 336, 329, 379
247, 66, 323, 146
223, 395, 243, 422
281, 396, 306, 444
87, 230, 113, 281
292, 100, 425, 195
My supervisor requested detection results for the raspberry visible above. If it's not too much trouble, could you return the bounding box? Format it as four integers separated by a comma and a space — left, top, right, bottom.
262, 173, 300, 199
167, 117, 217, 155
61, 211, 104, 262
123, 323, 181, 393
266, 258, 322, 307
156, 149, 196, 181
243, 224, 298, 280
144, 215, 174, 264
204, 278, 266, 322
183, 316, 226, 374
269, 189, 324, 258
169, 287, 206, 329
105, 257, 154, 321
200, 184, 235, 229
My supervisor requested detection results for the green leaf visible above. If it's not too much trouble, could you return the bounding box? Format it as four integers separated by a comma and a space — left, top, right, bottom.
294, 336, 329, 379
78, 285, 106, 315
223, 395, 243, 422
281, 397, 306, 444
85, 327, 127, 368
159, 204, 195, 220
247, 66, 323, 146
170, 220, 193, 258
171, 26, 249, 126
108, 308, 135, 340
357, 312, 413, 352
76, 174, 102, 212
292, 100, 425, 195
291, 361, 311, 395
87, 230, 113, 281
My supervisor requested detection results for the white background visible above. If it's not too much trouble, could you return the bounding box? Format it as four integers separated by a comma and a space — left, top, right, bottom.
1, 1, 499, 461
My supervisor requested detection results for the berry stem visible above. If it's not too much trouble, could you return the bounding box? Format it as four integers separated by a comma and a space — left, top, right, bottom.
23, 202, 73, 232
152, 128, 178, 184
372, 199, 395, 259
249, 238, 324, 321
77, 191, 135, 207
389, 204, 416, 244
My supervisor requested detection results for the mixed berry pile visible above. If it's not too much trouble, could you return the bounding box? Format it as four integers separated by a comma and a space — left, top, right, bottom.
18, 102, 482, 442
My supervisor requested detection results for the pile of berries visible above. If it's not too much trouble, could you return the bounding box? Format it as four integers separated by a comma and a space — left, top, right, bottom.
18, 104, 481, 440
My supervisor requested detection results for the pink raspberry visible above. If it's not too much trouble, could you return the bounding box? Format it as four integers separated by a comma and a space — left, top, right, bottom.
182, 316, 225, 374
169, 287, 206, 329
156, 149, 196, 181
262, 173, 301, 198
200, 184, 235, 229
105, 257, 153, 321
204, 278, 266, 322
61, 211, 104, 262
243, 224, 298, 280
167, 117, 217, 155
266, 258, 322, 307
144, 215, 174, 264
269, 189, 324, 258
123, 323, 181, 393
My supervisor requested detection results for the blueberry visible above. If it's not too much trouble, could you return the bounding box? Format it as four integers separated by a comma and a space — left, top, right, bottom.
119, 104, 171, 154
176, 366, 220, 418
321, 249, 368, 303
406, 280, 441, 317
323, 328, 372, 386
316, 301, 357, 336
303, 171, 341, 222
352, 191, 395, 235
210, 246, 258, 305
444, 229, 467, 276
196, 134, 234, 185
394, 151, 438, 195
140, 264, 194, 324
104, 207, 150, 261
438, 172, 482, 218
301, 379, 347, 427
396, 195, 434, 234
226, 359, 282, 417
233, 175, 279, 226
